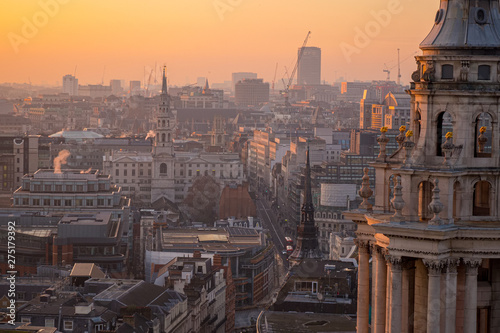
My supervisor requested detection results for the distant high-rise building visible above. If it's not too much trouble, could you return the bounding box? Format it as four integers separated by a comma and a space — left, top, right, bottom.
129, 80, 141, 95
297, 47, 321, 85
62, 74, 78, 96
110, 79, 123, 95
234, 79, 269, 107
232, 72, 258, 91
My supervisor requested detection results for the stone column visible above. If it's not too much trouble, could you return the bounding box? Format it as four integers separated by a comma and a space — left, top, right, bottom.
444, 259, 459, 333
374, 248, 387, 333
424, 259, 443, 333
387, 256, 402, 333
357, 240, 371, 333
371, 245, 378, 333
463, 258, 482, 333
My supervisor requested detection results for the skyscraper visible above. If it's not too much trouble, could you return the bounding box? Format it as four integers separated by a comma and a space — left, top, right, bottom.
297, 47, 321, 85
62, 74, 78, 96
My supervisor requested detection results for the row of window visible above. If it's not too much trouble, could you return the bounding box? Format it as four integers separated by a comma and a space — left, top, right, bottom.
16, 198, 112, 207
31, 184, 106, 192
441, 64, 491, 81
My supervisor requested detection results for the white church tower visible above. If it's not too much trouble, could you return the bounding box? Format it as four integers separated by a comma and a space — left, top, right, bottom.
151, 67, 176, 204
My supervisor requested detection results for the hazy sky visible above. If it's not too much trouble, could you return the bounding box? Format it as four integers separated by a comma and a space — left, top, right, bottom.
1, 0, 437, 87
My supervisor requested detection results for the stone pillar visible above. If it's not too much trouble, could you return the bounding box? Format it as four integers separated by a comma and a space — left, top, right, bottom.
374, 248, 387, 333
357, 240, 371, 333
444, 259, 459, 333
424, 259, 443, 333
463, 258, 482, 333
385, 265, 391, 333
387, 256, 402, 333
371, 245, 378, 333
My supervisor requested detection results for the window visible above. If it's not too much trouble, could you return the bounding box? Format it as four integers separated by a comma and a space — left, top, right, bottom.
478, 65, 491, 80
65, 200, 72, 206
86, 199, 93, 206
44, 185, 51, 192
32, 199, 40, 206
44, 198, 50, 206
188, 170, 192, 177
160, 163, 167, 174
115, 169, 119, 176
418, 181, 434, 221
21, 317, 31, 323
45, 318, 55, 328
441, 64, 453, 79
66, 185, 73, 192
475, 112, 492, 157
53, 199, 61, 206
88, 184, 94, 191
132, 169, 135, 176
124, 169, 127, 176
436, 111, 453, 156
55, 185, 62, 192
64, 320, 73, 331
473, 181, 491, 216
76, 185, 84, 192
98, 199, 105, 206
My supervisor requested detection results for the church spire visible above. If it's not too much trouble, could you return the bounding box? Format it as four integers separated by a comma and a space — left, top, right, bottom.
162, 66, 167, 94
288, 146, 323, 265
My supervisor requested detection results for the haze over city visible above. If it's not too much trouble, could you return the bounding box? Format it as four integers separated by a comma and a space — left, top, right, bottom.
2, 0, 436, 86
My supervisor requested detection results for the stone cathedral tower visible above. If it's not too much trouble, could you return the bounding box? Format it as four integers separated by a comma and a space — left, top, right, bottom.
348, 1, 500, 332
151, 67, 176, 204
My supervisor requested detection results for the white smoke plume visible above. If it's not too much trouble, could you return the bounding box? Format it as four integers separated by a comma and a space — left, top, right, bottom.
146, 130, 156, 140
54, 150, 71, 174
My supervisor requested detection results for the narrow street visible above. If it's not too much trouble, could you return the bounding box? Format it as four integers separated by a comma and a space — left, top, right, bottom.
256, 195, 289, 270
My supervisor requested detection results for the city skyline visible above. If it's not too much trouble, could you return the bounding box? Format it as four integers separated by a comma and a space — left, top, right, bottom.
2, 0, 436, 86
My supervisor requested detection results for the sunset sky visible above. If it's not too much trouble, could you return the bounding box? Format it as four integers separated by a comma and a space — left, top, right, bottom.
1, 0, 437, 87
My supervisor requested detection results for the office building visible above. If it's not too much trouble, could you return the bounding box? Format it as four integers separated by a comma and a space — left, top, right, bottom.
297, 46, 321, 85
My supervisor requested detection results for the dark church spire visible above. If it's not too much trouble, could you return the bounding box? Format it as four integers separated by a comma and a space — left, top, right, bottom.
289, 147, 323, 265
162, 66, 167, 94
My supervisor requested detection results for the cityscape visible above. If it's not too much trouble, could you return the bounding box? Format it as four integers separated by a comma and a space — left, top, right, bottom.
1, 0, 500, 332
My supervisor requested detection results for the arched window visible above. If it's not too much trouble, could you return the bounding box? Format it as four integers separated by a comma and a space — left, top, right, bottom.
475, 112, 492, 157
160, 163, 167, 174
218, 135, 222, 144
162, 120, 166, 127
478, 65, 491, 80
168, 133, 171, 142
436, 112, 453, 156
473, 181, 491, 216
414, 111, 422, 143
442, 64, 454, 79
418, 181, 434, 221
161, 133, 166, 142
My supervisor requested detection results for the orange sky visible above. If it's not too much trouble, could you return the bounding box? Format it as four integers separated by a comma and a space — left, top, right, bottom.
1, 0, 437, 87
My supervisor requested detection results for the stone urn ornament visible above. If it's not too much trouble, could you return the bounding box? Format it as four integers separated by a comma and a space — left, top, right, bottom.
402, 130, 415, 165
428, 178, 444, 226
477, 126, 488, 153
377, 127, 390, 160
396, 125, 406, 148
441, 132, 455, 166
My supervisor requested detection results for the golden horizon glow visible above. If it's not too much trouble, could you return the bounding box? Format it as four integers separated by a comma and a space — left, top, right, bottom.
0, 0, 437, 86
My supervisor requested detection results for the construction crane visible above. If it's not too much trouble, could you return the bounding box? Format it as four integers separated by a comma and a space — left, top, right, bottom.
271, 62, 278, 94
145, 69, 154, 97
383, 49, 418, 84
283, 31, 311, 105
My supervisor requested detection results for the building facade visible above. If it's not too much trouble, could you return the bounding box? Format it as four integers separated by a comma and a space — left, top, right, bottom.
297, 46, 321, 85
